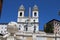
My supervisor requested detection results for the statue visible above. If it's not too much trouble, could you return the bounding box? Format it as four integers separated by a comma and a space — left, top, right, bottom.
3, 22, 18, 40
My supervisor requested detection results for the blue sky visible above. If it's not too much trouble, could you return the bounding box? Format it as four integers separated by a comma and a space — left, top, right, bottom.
0, 0, 60, 30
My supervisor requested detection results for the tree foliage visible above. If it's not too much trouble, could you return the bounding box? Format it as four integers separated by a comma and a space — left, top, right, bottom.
44, 23, 54, 33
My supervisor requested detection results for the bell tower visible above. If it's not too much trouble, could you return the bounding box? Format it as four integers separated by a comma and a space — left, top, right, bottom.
17, 5, 25, 22
32, 5, 38, 17
32, 5, 39, 32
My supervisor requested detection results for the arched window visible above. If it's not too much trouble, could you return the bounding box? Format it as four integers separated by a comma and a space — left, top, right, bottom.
34, 12, 37, 16
19, 25, 21, 30
20, 12, 22, 16
24, 25, 28, 31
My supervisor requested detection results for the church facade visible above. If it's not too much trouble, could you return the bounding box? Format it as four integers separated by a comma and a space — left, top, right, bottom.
17, 5, 39, 33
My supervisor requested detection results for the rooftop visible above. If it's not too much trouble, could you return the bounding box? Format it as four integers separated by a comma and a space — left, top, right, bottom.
46, 19, 60, 24
18, 5, 25, 11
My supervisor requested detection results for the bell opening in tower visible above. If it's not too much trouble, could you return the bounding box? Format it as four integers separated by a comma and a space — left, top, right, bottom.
20, 12, 22, 16
34, 12, 37, 16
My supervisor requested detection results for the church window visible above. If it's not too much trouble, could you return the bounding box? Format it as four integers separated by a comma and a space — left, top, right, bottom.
20, 12, 22, 16
24, 25, 28, 31
34, 25, 36, 33
19, 28, 20, 30
34, 12, 37, 16
19, 25, 21, 30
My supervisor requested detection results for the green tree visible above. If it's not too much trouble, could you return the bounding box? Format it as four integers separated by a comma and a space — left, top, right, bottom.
44, 23, 54, 33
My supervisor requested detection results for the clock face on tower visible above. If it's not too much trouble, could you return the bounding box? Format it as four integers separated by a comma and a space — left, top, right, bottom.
0, 0, 3, 17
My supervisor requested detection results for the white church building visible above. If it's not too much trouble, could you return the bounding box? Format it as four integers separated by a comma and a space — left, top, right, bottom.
17, 5, 39, 33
